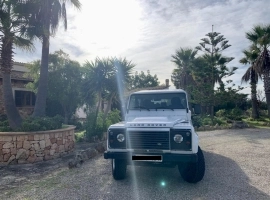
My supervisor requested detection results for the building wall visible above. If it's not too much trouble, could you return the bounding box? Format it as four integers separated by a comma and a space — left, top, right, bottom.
0, 62, 34, 117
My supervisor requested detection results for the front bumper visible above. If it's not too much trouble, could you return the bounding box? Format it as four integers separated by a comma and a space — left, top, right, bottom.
104, 151, 197, 163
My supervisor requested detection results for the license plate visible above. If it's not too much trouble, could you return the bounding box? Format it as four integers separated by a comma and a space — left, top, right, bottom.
132, 155, 162, 162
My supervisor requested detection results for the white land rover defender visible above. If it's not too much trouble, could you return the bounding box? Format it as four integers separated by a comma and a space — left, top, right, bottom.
104, 89, 205, 183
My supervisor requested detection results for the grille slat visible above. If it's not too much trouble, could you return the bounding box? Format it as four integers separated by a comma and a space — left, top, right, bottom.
127, 131, 169, 150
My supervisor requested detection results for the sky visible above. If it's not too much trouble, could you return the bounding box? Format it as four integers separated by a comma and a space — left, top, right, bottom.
14, 0, 270, 98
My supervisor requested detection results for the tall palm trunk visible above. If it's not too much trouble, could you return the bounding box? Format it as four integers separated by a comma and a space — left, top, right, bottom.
1, 37, 22, 129
263, 72, 270, 117
261, 48, 270, 117
32, 34, 50, 117
250, 69, 259, 119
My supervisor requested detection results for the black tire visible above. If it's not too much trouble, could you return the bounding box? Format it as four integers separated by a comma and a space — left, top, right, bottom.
112, 159, 127, 180
178, 146, 205, 183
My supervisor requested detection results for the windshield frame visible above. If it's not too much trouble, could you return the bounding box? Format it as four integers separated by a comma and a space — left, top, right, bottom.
127, 92, 188, 111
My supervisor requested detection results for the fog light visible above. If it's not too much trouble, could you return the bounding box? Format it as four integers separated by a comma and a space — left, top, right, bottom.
174, 134, 183, 143
186, 132, 191, 137
117, 134, 125, 142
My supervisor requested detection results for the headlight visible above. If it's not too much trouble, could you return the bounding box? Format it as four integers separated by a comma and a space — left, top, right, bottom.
174, 134, 183, 143
117, 133, 125, 142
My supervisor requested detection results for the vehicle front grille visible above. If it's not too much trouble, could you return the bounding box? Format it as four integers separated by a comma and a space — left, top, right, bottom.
127, 131, 170, 150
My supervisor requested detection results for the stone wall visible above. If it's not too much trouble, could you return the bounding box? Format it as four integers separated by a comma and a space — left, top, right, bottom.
0, 126, 75, 165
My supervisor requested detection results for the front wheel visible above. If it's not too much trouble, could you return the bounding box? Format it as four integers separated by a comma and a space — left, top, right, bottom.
112, 159, 127, 180
178, 146, 205, 183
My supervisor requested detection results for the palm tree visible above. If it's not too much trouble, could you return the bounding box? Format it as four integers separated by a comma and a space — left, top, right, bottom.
240, 47, 261, 119
171, 48, 197, 93
0, 0, 33, 129
83, 57, 113, 131
20, 0, 81, 117
246, 25, 270, 117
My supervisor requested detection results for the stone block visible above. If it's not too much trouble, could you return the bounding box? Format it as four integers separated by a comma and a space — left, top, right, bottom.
44, 149, 50, 155
34, 134, 39, 141
18, 159, 28, 164
0, 155, 3, 162
23, 141, 31, 150
59, 145, 65, 152
45, 138, 51, 146
27, 155, 36, 163
0, 143, 3, 150
64, 143, 69, 151
17, 136, 25, 142
35, 156, 43, 162
7, 155, 16, 165
2, 148, 10, 154
49, 133, 55, 139
44, 155, 53, 160
50, 149, 55, 156
39, 140, 45, 149
34, 143, 40, 151
51, 143, 58, 150
57, 140, 63, 146
28, 135, 34, 141
3, 142, 14, 149
10, 147, 17, 155
44, 134, 50, 140
4, 153, 11, 162
17, 141, 23, 149
36, 153, 44, 157
16, 149, 27, 160
24, 136, 28, 140
45, 146, 51, 150
50, 138, 56, 144
39, 134, 45, 140
12, 136, 16, 141
2, 136, 12, 142
29, 150, 35, 156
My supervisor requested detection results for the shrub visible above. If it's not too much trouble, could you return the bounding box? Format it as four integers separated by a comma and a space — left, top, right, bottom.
85, 109, 121, 140
18, 115, 64, 132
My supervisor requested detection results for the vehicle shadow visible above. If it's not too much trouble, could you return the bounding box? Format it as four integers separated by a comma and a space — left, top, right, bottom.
107, 150, 270, 200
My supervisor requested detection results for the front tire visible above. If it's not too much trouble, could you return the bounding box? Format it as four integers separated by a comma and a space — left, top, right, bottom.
178, 146, 205, 183
112, 159, 127, 180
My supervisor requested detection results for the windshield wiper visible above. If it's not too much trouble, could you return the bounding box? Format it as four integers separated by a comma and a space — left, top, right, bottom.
132, 106, 150, 111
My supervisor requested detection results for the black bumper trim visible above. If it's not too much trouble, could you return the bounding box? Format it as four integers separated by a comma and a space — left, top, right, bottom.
104, 151, 197, 163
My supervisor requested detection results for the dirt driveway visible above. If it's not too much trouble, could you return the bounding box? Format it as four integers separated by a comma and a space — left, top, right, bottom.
0, 128, 270, 200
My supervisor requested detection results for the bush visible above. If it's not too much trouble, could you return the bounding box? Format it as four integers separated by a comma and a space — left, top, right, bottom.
18, 115, 64, 132
85, 109, 121, 140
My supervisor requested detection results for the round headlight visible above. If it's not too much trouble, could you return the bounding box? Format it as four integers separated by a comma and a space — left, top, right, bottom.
174, 134, 183, 143
117, 134, 125, 142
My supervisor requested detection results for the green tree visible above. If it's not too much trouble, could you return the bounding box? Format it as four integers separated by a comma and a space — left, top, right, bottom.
246, 25, 270, 117
171, 47, 197, 93
26, 50, 83, 123
0, 0, 33, 129
240, 46, 261, 119
129, 70, 159, 90
21, 0, 81, 117
195, 28, 234, 122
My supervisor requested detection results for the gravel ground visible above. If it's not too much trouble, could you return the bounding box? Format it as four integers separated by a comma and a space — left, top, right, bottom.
0, 128, 270, 200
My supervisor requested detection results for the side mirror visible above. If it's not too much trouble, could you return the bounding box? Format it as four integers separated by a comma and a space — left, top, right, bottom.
193, 104, 201, 114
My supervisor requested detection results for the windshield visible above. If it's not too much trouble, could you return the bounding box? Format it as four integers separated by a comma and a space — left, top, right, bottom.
128, 93, 187, 110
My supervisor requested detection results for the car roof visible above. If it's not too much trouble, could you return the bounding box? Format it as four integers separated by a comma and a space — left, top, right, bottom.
131, 89, 187, 95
